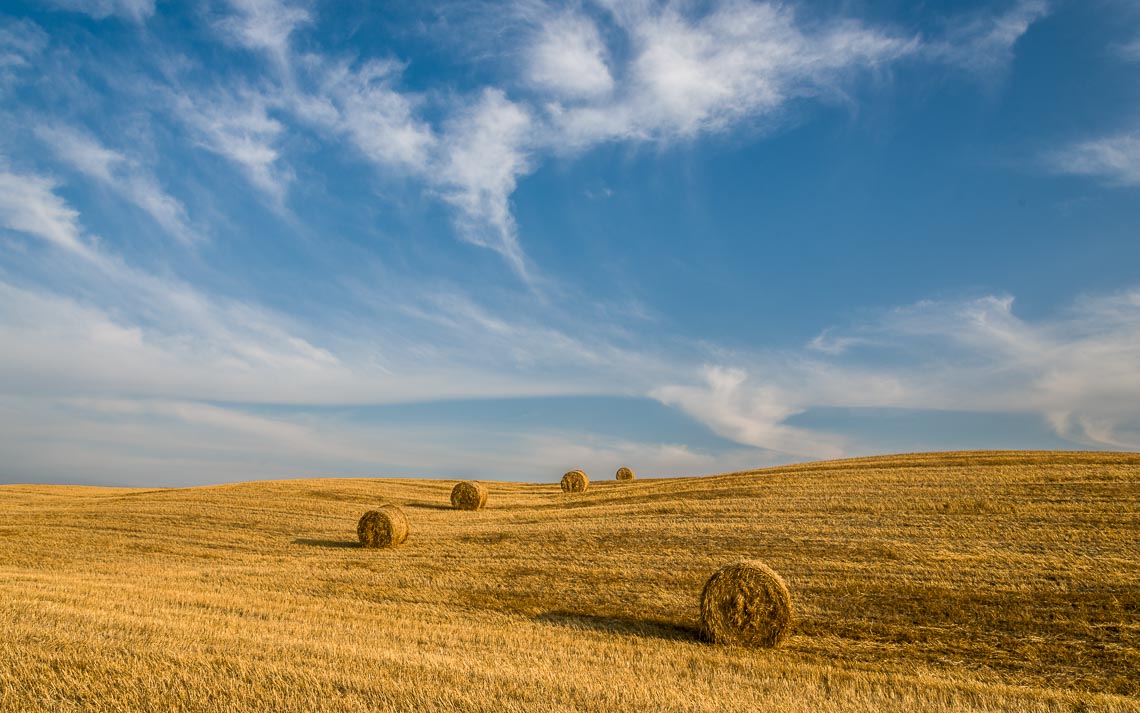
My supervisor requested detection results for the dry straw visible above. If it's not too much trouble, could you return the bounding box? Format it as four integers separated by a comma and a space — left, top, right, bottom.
451, 481, 488, 510
700, 559, 792, 647
560, 469, 589, 493
356, 505, 409, 548
616, 467, 635, 481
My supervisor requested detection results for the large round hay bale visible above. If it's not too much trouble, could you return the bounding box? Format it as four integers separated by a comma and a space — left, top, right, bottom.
356, 505, 409, 548
699, 560, 792, 647
616, 466, 635, 481
560, 469, 589, 493
451, 481, 488, 510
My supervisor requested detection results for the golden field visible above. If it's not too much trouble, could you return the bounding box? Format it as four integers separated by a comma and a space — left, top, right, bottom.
1, 450, 1137, 712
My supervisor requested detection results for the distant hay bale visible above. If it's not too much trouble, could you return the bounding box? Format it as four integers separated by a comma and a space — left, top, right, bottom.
356, 505, 409, 548
451, 481, 488, 510
560, 469, 589, 493
616, 466, 635, 481
700, 560, 792, 648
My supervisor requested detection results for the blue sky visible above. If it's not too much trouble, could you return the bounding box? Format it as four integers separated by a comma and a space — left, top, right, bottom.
1, 0, 1138, 486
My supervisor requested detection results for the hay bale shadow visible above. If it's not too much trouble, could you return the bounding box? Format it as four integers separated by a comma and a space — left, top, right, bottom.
292, 538, 361, 549
535, 611, 698, 643
405, 502, 455, 511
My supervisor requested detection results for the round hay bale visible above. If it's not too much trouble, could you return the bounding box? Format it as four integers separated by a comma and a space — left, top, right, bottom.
451, 480, 488, 510
356, 505, 409, 548
560, 469, 589, 493
616, 466, 635, 481
699, 560, 792, 648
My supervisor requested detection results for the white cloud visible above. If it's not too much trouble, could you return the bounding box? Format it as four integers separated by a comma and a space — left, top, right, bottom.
0, 392, 772, 485
527, 13, 614, 99
655, 291, 1140, 456
1119, 36, 1140, 62
923, 0, 1049, 76
652, 366, 848, 459
2, 166, 1138, 476
36, 125, 121, 182
18, 0, 1056, 283
204, 2, 535, 275
548, 2, 916, 145
175, 89, 292, 204
192, 0, 921, 277
1048, 133, 1140, 187
0, 278, 353, 403
806, 329, 873, 356
36, 125, 197, 244
298, 58, 436, 174
216, 0, 311, 68
0, 174, 666, 408
0, 264, 665, 407
436, 89, 535, 280
185, 0, 1047, 279
9, 166, 1136, 464
0, 18, 47, 91
442, 0, 1044, 270
0, 167, 89, 254
7, 276, 1137, 483
42, 0, 155, 22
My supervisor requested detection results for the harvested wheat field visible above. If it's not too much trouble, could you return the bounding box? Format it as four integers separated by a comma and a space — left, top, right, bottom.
1, 451, 1138, 712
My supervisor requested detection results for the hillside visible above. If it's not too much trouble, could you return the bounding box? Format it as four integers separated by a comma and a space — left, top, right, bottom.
1, 451, 1138, 712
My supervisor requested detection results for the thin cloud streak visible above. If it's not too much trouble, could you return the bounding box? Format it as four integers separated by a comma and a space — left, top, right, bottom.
0, 18, 48, 92
215, 0, 311, 71
1048, 133, 1140, 187
655, 292, 1140, 458
0, 393, 772, 485
174, 87, 294, 206
923, 0, 1049, 77
41, 0, 155, 23
35, 124, 198, 244
0, 166, 90, 255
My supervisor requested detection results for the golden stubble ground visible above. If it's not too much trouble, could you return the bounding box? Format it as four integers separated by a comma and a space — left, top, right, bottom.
1, 451, 1137, 712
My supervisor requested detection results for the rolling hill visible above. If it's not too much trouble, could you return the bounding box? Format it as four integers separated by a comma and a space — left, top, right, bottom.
1, 451, 1137, 712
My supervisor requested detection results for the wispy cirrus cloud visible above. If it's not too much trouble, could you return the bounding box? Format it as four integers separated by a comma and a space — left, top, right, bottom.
546, 2, 917, 145
1048, 133, 1140, 187
41, 0, 155, 23
297, 57, 436, 175
0, 166, 89, 255
4, 0, 1126, 487
153, 0, 1049, 281
35, 124, 197, 244
215, 0, 311, 70
526, 12, 614, 99
653, 366, 849, 459
436, 89, 535, 280
3, 169, 1139, 474
923, 0, 1049, 77
1042, 12, 1140, 191
0, 18, 47, 93
1119, 36, 1140, 62
655, 291, 1140, 458
405, 1, 921, 278
526, 0, 1046, 148
173, 88, 293, 205
0, 176, 657, 405
0, 392, 771, 485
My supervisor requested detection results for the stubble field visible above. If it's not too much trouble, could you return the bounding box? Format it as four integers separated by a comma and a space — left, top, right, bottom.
1, 450, 1137, 712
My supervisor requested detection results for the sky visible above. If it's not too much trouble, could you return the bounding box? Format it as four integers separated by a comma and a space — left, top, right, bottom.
0, 0, 1138, 487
